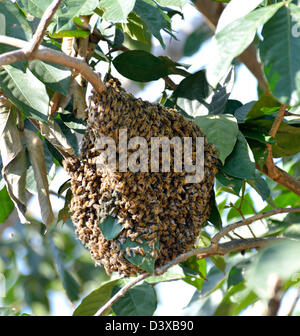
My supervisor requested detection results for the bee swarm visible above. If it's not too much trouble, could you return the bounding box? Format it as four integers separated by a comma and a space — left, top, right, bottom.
63, 76, 218, 276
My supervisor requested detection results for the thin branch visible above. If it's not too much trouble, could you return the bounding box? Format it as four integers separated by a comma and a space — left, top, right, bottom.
95, 207, 300, 316
256, 105, 300, 196
25, 0, 62, 58
287, 288, 300, 316
0, 36, 106, 94
95, 236, 280, 316
211, 207, 300, 245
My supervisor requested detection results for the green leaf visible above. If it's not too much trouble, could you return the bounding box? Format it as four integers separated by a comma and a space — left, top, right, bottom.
29, 60, 72, 96
247, 174, 270, 201
259, 4, 300, 105
172, 70, 210, 116
0, 186, 14, 224
100, 0, 136, 23
49, 238, 80, 302
51, 0, 100, 32
207, 190, 222, 230
206, 3, 284, 87
0, 66, 49, 122
183, 24, 212, 57
19, 0, 52, 18
98, 215, 124, 240
216, 171, 243, 195
111, 281, 157, 316
223, 131, 256, 179
121, 11, 149, 43
113, 50, 169, 82
246, 240, 300, 299
146, 265, 185, 284
133, 0, 169, 48
120, 237, 158, 274
194, 114, 239, 164
245, 93, 280, 120
0, 1, 32, 53
73, 279, 120, 316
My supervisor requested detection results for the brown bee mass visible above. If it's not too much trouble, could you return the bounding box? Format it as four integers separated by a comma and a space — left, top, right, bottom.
63, 76, 218, 276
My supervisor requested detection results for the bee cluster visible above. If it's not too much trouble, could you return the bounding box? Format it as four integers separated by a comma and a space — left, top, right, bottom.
63, 76, 218, 276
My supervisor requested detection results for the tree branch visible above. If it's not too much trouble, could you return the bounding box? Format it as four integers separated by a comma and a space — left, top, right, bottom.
24, 0, 62, 58
94, 206, 300, 316
193, 0, 268, 91
0, 36, 105, 94
256, 105, 300, 196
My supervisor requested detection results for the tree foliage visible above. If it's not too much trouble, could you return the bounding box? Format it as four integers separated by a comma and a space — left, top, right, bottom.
0, 0, 300, 316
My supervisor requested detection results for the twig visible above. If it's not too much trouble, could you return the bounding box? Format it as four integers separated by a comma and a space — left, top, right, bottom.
25, 0, 62, 58
95, 236, 280, 316
94, 207, 300, 316
256, 105, 300, 196
0, 36, 105, 94
211, 207, 300, 245
287, 288, 300, 316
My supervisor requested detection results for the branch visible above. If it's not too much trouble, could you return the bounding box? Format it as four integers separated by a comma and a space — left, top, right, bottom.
25, 0, 62, 58
0, 36, 105, 94
257, 105, 300, 196
193, 0, 268, 91
211, 207, 300, 245
95, 236, 279, 316
94, 206, 300, 316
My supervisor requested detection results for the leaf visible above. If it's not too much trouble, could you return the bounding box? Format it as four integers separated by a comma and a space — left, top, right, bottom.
39, 119, 75, 156
246, 240, 300, 299
23, 129, 55, 228
155, 0, 187, 9
172, 70, 210, 117
111, 281, 157, 316
234, 101, 256, 123
0, 1, 32, 54
146, 265, 185, 284
194, 114, 239, 164
113, 50, 169, 82
184, 23, 212, 57
215, 0, 264, 33
0, 101, 29, 224
206, 3, 284, 87
98, 215, 124, 240
207, 190, 222, 230
245, 93, 280, 120
49, 238, 80, 302
222, 131, 256, 179
216, 171, 243, 195
0, 66, 49, 122
50, 0, 100, 32
121, 11, 149, 43
100, 0, 136, 23
133, 0, 169, 48
28, 61, 72, 96
120, 237, 158, 274
259, 4, 300, 105
19, 0, 52, 18
247, 174, 270, 201
0, 186, 14, 224
73, 279, 120, 316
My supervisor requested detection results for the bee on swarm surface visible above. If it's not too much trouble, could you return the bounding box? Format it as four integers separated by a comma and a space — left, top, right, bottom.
63, 75, 218, 276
